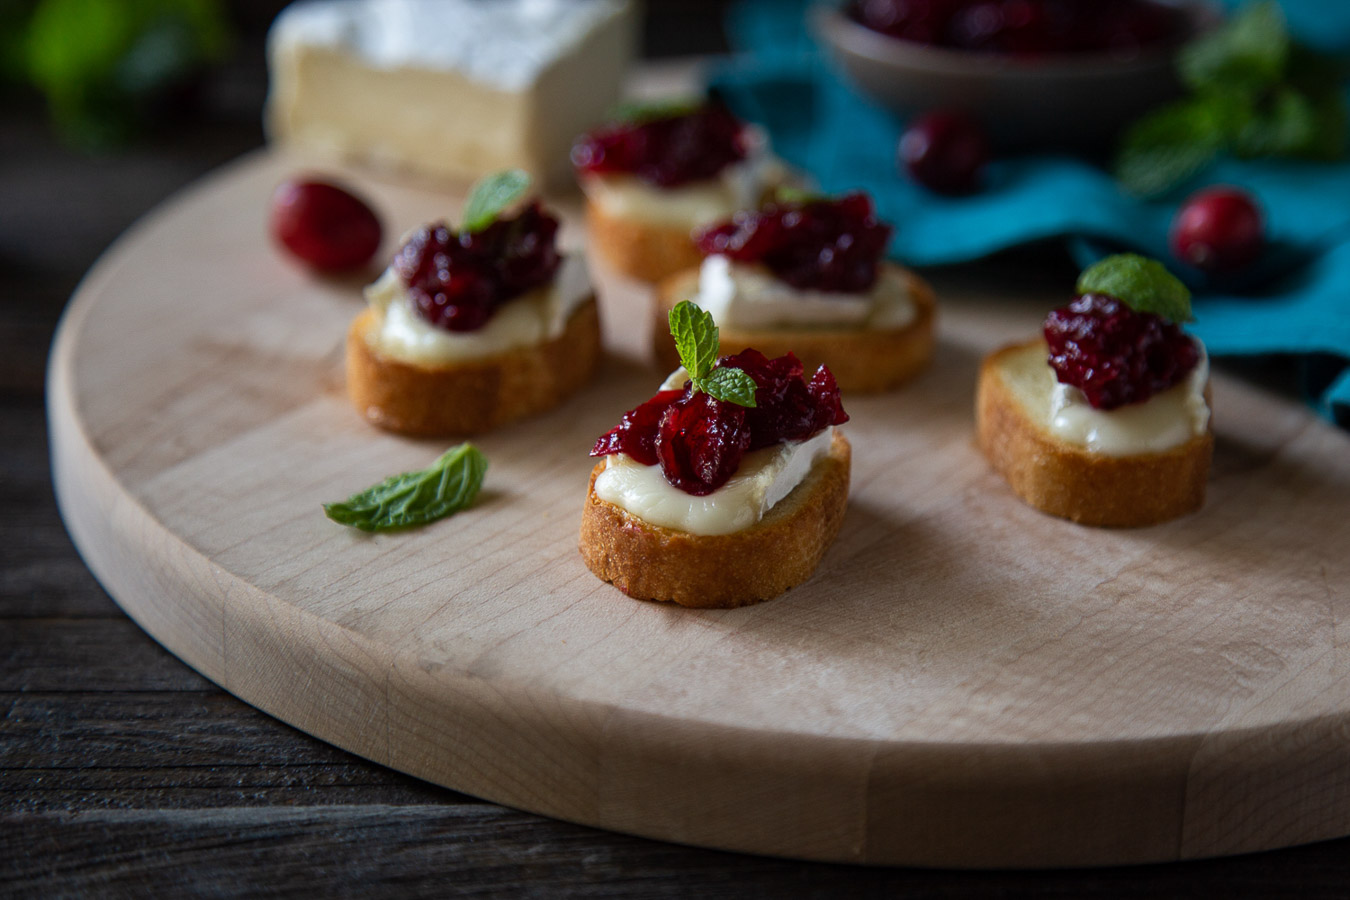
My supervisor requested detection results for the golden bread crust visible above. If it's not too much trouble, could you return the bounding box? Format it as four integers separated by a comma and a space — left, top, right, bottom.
579, 431, 851, 608
345, 297, 601, 436
975, 340, 1212, 528
652, 263, 937, 393
585, 199, 705, 283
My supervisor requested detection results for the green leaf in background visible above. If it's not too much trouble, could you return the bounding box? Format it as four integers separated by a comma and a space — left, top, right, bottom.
1114, 98, 1231, 198
1113, 1, 1348, 197
23, 0, 231, 147
461, 169, 531, 233
699, 366, 758, 407
607, 97, 702, 125
324, 444, 489, 533
1179, 1, 1288, 95
1077, 254, 1194, 323
669, 300, 719, 381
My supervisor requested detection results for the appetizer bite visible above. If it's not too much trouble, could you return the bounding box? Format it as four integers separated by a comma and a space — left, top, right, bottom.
347, 171, 600, 435
653, 191, 936, 393
976, 254, 1212, 527
572, 101, 788, 282
580, 302, 851, 608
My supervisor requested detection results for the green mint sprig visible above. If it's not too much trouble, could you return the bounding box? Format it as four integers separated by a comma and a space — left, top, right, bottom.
461, 170, 531, 233
668, 301, 758, 407
1077, 254, 1194, 323
1114, 1, 1347, 197
772, 185, 828, 206
606, 97, 702, 125
324, 443, 488, 532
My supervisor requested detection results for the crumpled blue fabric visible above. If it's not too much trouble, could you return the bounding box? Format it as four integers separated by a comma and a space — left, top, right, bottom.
711, 0, 1350, 424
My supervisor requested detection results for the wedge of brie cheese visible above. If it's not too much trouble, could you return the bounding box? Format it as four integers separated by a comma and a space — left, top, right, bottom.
266, 0, 635, 184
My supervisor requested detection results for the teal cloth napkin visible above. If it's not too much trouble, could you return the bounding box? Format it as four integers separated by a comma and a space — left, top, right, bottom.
711, 0, 1350, 425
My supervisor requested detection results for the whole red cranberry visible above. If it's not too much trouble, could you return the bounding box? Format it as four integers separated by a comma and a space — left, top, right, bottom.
899, 111, 990, 195
1169, 186, 1265, 273
270, 178, 382, 271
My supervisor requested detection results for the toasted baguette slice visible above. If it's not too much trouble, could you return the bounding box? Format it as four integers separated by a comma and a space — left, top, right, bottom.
579, 430, 850, 608
346, 297, 600, 436
976, 340, 1212, 528
653, 264, 937, 393
584, 199, 705, 283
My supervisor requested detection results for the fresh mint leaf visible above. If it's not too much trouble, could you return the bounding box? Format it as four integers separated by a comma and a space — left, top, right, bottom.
607, 97, 701, 125
1114, 2, 1348, 195
1235, 86, 1319, 158
324, 443, 488, 532
668, 300, 718, 381
772, 185, 826, 206
461, 170, 531, 233
1114, 97, 1234, 196
666, 300, 758, 407
1077, 254, 1193, 323
699, 366, 758, 407
1179, 1, 1288, 94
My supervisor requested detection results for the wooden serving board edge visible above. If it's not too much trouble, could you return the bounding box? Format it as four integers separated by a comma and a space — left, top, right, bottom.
45, 154, 1350, 869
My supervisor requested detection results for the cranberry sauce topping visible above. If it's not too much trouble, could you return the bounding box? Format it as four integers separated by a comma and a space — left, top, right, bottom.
1044, 293, 1199, 411
393, 201, 560, 332
848, 0, 1183, 56
591, 351, 849, 496
571, 105, 748, 188
696, 193, 892, 294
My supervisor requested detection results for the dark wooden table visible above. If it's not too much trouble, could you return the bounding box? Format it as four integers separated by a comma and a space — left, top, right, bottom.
4, 22, 1350, 899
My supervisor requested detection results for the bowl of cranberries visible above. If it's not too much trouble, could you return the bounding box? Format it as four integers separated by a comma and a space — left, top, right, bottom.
814, 0, 1219, 151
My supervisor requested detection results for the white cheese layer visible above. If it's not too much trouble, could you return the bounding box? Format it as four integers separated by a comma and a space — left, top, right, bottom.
593, 427, 834, 536
692, 255, 916, 332
580, 128, 786, 229
364, 254, 591, 364
270, 0, 629, 90
1000, 341, 1210, 456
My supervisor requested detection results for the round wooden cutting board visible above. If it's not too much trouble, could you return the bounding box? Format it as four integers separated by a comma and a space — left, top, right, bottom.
49, 151, 1350, 868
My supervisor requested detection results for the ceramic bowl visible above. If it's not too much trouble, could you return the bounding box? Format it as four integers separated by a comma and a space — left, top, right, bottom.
812, 2, 1221, 151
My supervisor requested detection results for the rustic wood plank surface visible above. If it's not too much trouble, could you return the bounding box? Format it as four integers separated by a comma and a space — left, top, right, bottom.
5, 12, 1350, 897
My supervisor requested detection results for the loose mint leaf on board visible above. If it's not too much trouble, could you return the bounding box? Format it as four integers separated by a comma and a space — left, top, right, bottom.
461, 170, 531, 233
324, 444, 488, 532
699, 366, 758, 408
1077, 254, 1194, 323
1179, 1, 1288, 94
668, 300, 718, 381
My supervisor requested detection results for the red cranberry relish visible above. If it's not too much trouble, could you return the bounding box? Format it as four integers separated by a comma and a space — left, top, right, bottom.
591, 349, 849, 496
848, 0, 1182, 56
571, 105, 748, 188
393, 201, 560, 332
1044, 293, 1199, 411
696, 193, 892, 294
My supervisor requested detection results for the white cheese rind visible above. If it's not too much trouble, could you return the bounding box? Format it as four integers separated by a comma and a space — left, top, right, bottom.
1000, 341, 1211, 456
270, 0, 628, 90
265, 0, 634, 182
365, 254, 592, 364
692, 256, 916, 332
593, 427, 835, 536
